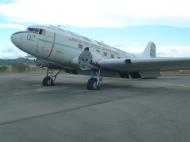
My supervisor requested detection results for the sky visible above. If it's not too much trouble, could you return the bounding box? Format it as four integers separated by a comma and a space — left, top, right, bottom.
0, 0, 190, 58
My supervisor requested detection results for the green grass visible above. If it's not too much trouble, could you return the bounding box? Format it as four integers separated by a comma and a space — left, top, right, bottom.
0, 64, 46, 73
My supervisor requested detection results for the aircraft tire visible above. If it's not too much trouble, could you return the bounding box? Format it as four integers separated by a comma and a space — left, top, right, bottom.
42, 76, 54, 86
87, 78, 100, 90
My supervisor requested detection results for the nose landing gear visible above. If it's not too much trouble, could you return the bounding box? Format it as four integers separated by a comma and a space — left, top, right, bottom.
42, 68, 61, 86
42, 76, 54, 86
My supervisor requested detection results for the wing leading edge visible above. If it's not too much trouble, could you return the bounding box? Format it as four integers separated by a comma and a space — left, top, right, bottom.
98, 58, 190, 72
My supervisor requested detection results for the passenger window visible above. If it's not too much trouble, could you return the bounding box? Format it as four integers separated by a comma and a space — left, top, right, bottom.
96, 49, 100, 53
111, 54, 115, 58
103, 52, 107, 56
78, 44, 83, 49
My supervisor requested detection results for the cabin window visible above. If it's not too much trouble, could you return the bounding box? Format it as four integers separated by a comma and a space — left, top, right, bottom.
78, 44, 83, 49
96, 49, 100, 53
103, 52, 107, 56
111, 54, 115, 58
117, 56, 121, 59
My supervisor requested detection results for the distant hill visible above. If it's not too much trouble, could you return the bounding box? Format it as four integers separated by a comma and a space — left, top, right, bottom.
0, 58, 35, 66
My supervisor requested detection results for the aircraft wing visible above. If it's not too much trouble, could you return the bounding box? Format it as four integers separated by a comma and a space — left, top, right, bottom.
98, 58, 190, 72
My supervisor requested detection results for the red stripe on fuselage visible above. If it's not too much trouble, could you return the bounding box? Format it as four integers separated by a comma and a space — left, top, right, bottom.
47, 32, 56, 58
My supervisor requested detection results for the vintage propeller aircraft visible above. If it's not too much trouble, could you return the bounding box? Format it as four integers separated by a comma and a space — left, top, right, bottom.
11, 25, 190, 90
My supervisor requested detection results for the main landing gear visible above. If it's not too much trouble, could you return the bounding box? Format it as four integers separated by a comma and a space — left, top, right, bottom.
42, 68, 103, 90
78, 47, 103, 90
87, 69, 103, 90
42, 68, 61, 86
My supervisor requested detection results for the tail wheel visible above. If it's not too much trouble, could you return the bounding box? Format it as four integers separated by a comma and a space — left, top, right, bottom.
87, 78, 100, 90
42, 76, 54, 86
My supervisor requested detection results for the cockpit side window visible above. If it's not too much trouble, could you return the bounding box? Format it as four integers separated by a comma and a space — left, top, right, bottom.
39, 29, 46, 35
27, 28, 39, 33
27, 28, 46, 35
39, 29, 43, 34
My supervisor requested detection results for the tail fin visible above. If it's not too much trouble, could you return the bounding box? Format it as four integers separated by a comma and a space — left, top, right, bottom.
142, 41, 156, 58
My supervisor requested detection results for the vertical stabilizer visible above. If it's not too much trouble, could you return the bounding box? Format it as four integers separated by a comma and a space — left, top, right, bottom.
142, 42, 156, 58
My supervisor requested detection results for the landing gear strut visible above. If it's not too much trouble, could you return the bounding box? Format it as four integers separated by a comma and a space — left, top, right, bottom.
79, 48, 103, 90
42, 68, 61, 86
87, 69, 103, 90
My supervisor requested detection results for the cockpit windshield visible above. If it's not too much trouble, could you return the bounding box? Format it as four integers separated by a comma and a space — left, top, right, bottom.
27, 28, 46, 35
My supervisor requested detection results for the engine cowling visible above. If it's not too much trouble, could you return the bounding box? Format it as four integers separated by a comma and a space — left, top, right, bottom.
71, 47, 102, 71
79, 47, 93, 70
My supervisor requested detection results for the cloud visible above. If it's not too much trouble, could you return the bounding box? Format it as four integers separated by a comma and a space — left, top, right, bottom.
118, 44, 190, 57
0, 0, 16, 4
156, 45, 190, 57
0, 42, 26, 59
0, 0, 190, 27
0, 23, 26, 30
0, 0, 190, 58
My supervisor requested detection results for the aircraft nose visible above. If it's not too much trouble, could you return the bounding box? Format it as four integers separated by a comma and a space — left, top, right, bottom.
11, 32, 21, 47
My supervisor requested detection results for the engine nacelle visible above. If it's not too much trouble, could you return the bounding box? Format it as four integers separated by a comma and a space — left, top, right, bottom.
78, 47, 101, 71
79, 47, 93, 70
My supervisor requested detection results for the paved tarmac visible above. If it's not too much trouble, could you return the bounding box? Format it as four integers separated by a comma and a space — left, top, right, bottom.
0, 72, 190, 142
